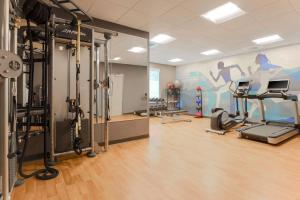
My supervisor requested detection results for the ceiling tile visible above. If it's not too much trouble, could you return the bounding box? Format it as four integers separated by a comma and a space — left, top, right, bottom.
133, 0, 180, 17
259, 11, 300, 36
230, 0, 278, 12
88, 0, 129, 22
179, 0, 227, 15
289, 0, 300, 9
74, 0, 300, 66
106, 0, 140, 8
117, 10, 150, 29
144, 20, 173, 35
159, 6, 196, 26
220, 15, 262, 31
250, 0, 294, 21
72, 0, 95, 12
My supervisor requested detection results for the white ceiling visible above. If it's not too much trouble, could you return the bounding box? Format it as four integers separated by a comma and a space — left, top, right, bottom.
73, 0, 300, 66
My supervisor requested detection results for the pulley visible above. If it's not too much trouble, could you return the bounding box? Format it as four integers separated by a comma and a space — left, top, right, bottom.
0, 50, 23, 79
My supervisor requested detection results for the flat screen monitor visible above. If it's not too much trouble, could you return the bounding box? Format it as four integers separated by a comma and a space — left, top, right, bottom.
267, 80, 290, 92
237, 81, 250, 90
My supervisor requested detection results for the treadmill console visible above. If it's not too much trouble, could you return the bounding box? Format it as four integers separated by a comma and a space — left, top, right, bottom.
237, 81, 250, 94
267, 80, 290, 93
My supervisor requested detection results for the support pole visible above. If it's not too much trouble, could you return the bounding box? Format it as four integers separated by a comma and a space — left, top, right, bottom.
49, 16, 56, 163
103, 39, 110, 151
95, 44, 100, 123
87, 29, 96, 157
10, 19, 20, 189
66, 45, 71, 120
293, 101, 300, 125
258, 99, 265, 122
0, 0, 11, 198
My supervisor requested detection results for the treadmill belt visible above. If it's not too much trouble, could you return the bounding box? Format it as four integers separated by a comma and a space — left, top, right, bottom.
242, 125, 296, 138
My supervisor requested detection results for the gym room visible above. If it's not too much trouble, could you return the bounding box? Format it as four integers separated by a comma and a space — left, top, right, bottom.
0, 0, 300, 199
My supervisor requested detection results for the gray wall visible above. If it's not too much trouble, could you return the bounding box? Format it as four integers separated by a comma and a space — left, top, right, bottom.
101, 63, 148, 113
150, 63, 176, 99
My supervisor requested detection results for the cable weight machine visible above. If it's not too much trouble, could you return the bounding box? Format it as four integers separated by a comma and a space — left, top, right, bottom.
63, 19, 86, 155
15, 0, 59, 182
0, 0, 116, 199
48, 16, 116, 161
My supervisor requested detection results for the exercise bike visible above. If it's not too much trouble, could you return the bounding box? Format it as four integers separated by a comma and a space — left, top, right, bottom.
206, 81, 251, 135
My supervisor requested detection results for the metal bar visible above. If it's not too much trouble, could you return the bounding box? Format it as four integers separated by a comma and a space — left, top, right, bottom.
22, 58, 45, 63
53, 17, 118, 36
293, 101, 300, 125
95, 39, 106, 45
0, 0, 10, 198
55, 37, 92, 47
9, 24, 18, 192
89, 29, 95, 153
103, 40, 109, 151
75, 20, 81, 140
95, 44, 100, 123
51, 0, 93, 22
0, 80, 9, 200
49, 16, 56, 163
258, 99, 265, 122
66, 45, 71, 120
240, 98, 245, 116
53, 147, 92, 157
147, 38, 150, 118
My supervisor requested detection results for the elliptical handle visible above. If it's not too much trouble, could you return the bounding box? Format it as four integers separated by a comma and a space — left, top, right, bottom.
228, 81, 237, 94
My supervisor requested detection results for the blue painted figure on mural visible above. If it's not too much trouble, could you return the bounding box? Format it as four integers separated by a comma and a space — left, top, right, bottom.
248, 53, 282, 94
247, 53, 283, 118
209, 61, 246, 107
210, 61, 245, 83
249, 54, 282, 75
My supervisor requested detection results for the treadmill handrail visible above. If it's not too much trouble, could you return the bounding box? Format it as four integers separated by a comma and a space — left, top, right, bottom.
259, 92, 298, 101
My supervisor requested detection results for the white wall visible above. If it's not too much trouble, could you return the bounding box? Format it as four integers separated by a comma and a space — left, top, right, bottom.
150, 63, 176, 99
176, 43, 300, 118
109, 63, 148, 113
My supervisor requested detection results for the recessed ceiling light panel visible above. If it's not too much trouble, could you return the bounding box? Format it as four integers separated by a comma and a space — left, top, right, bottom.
128, 47, 146, 53
201, 49, 221, 56
168, 58, 183, 63
201, 2, 246, 24
111, 57, 121, 61
252, 34, 283, 45
150, 34, 176, 44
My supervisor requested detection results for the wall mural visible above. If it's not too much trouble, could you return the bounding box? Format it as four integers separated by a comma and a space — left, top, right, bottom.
177, 46, 300, 122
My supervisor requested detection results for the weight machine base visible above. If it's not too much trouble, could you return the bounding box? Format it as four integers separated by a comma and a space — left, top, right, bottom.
87, 151, 96, 158
47, 158, 58, 166
14, 179, 25, 187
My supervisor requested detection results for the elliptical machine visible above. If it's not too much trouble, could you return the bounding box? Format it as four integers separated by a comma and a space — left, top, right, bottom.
206, 81, 251, 135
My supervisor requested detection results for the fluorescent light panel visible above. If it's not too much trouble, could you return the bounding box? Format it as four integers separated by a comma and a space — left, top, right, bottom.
150, 34, 176, 44
168, 58, 182, 63
112, 57, 121, 61
128, 47, 146, 53
252, 34, 283, 45
201, 2, 245, 24
201, 49, 221, 56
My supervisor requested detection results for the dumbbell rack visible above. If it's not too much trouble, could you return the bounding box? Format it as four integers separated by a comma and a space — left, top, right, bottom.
166, 88, 181, 111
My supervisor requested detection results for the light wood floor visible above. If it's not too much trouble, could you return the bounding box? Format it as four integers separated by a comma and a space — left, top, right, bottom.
12, 116, 300, 200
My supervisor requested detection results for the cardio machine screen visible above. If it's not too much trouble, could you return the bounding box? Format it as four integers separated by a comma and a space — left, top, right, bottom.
238, 81, 249, 87
237, 81, 250, 90
267, 80, 289, 91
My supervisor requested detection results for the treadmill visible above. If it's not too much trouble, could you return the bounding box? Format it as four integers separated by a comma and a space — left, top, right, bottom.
238, 79, 300, 144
